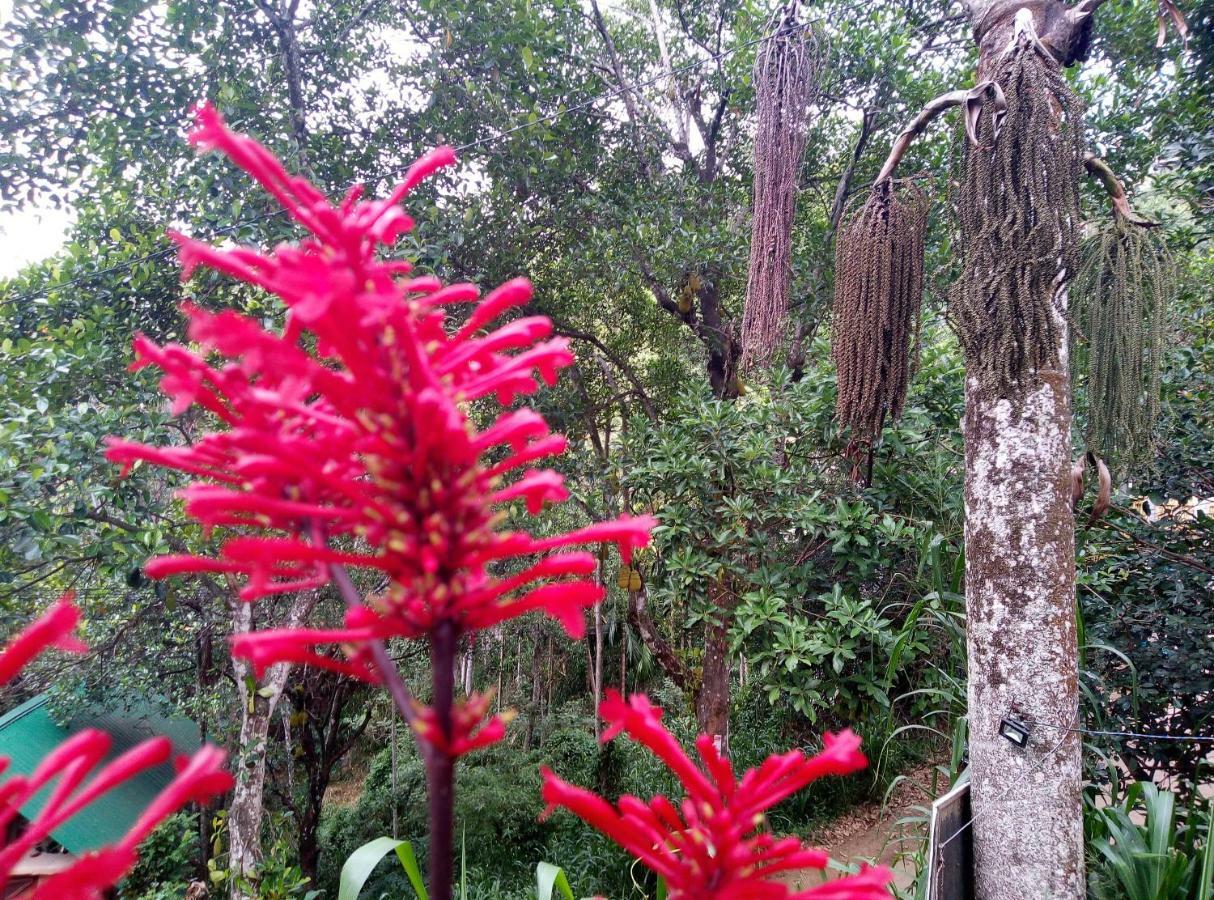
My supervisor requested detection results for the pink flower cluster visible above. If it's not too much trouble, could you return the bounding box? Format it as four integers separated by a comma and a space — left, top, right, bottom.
542, 692, 894, 899
106, 104, 652, 756
0, 597, 232, 899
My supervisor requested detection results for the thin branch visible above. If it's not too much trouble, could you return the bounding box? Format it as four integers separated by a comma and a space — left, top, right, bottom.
647, 0, 692, 154
550, 320, 658, 421
326, 0, 390, 45
327, 564, 422, 736
828, 107, 877, 238
1102, 506, 1214, 577
588, 0, 660, 178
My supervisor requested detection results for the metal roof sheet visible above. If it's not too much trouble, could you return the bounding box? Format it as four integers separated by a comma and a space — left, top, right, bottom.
0, 694, 201, 853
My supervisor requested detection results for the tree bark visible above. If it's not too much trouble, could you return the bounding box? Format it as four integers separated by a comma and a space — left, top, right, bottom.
693, 577, 737, 743
292, 674, 370, 881
226, 610, 276, 896
963, 370, 1084, 899
592, 554, 605, 739
961, 3, 1086, 896
695, 619, 731, 742
227, 592, 317, 898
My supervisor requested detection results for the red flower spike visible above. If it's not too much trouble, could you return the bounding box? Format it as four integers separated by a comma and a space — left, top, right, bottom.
107, 104, 655, 746
410, 693, 511, 758
541, 691, 894, 900
0, 609, 233, 899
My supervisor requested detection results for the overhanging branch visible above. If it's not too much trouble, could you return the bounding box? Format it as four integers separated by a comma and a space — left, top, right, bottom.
875, 81, 1006, 183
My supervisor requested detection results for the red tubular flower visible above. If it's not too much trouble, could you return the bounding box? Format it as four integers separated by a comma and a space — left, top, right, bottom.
410, 692, 513, 758
0, 594, 84, 686
540, 692, 893, 900
105, 104, 654, 703
0, 605, 234, 899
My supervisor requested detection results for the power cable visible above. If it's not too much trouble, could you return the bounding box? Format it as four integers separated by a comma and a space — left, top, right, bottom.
1021, 717, 1214, 746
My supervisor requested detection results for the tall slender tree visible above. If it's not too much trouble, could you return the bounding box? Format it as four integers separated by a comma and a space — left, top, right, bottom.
836, 2, 1185, 893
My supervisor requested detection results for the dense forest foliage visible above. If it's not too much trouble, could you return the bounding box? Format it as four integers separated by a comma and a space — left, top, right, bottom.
0, 0, 1210, 897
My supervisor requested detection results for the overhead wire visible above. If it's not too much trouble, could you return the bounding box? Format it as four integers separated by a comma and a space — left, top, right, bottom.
1021, 717, 1214, 745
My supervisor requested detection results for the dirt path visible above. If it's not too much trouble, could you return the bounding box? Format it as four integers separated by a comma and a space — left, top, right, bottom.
776, 764, 940, 893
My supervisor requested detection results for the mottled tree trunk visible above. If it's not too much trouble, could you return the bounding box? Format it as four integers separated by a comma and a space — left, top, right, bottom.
962, 3, 1089, 896
227, 659, 275, 897
227, 594, 316, 899
963, 371, 1083, 898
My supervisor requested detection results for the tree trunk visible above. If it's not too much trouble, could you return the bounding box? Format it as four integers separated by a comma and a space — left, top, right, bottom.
523, 622, 544, 751
695, 618, 731, 743
295, 746, 327, 881
592, 554, 606, 738
962, 4, 1087, 896
227, 673, 274, 896
694, 578, 735, 744
226, 594, 316, 899
963, 371, 1084, 898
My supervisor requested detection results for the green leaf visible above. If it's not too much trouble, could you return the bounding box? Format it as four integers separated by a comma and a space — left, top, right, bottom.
337, 836, 426, 900
536, 862, 575, 900
1198, 799, 1213, 900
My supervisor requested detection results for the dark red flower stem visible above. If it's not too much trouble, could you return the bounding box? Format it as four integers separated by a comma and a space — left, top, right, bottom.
427, 619, 457, 900
330, 561, 457, 897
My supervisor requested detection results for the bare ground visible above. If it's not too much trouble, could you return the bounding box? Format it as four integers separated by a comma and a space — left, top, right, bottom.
775, 764, 941, 893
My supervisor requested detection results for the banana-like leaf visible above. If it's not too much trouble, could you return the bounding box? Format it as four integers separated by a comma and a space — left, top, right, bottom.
536, 862, 576, 900
338, 836, 426, 900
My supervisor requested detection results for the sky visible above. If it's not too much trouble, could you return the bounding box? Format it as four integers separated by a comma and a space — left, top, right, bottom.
0, 205, 73, 280
0, 0, 71, 279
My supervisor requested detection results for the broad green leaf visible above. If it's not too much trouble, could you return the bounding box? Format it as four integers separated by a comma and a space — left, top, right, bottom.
338, 836, 426, 900
536, 862, 575, 900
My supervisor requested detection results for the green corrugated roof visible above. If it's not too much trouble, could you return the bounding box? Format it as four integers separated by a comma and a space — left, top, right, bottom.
0, 694, 201, 853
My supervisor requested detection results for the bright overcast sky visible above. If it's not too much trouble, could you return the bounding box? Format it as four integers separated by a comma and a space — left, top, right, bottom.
0, 0, 71, 280
0, 205, 74, 279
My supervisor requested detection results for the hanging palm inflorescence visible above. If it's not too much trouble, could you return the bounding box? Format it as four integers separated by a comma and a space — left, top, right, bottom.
831, 179, 929, 439
740, 4, 824, 371
827, 12, 1175, 475
949, 32, 1085, 398
829, 77, 1001, 442
1071, 215, 1174, 476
